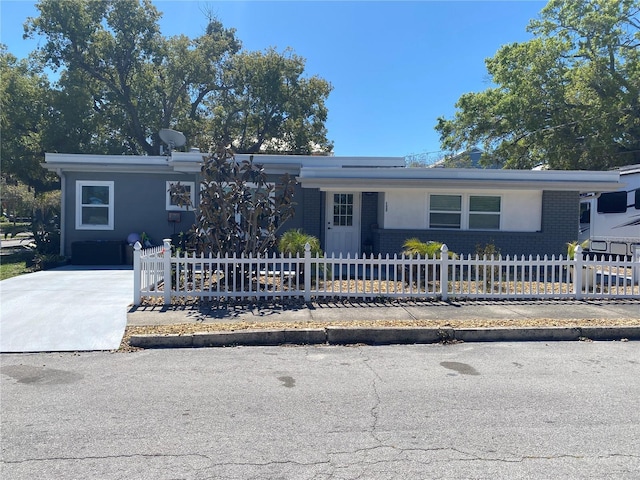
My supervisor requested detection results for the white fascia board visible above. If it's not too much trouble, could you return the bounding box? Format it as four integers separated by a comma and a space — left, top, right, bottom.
297, 167, 622, 192
41, 163, 176, 175
170, 152, 404, 169
45, 152, 166, 165
43, 153, 170, 174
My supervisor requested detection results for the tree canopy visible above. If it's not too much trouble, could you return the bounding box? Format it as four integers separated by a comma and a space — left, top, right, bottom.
0, 46, 59, 191
1, 0, 333, 191
436, 0, 640, 170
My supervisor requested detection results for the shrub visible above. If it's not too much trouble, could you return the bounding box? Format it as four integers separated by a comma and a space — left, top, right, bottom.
399, 238, 457, 287
401, 238, 456, 258
567, 240, 589, 260
278, 229, 329, 282
278, 229, 322, 257
474, 242, 502, 292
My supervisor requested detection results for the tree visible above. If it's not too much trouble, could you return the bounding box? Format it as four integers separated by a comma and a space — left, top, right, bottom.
203, 48, 333, 154
25, 0, 332, 156
436, 0, 640, 170
170, 145, 296, 257
0, 179, 35, 222
0, 46, 58, 192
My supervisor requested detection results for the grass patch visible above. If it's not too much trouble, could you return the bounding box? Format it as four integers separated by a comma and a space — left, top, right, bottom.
0, 250, 34, 281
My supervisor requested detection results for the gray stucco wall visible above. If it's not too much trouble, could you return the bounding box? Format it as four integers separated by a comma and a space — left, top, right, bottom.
373, 190, 579, 257
62, 171, 197, 258
62, 171, 323, 260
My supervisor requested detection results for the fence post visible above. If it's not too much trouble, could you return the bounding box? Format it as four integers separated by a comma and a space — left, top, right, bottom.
304, 242, 311, 302
574, 245, 583, 300
133, 241, 142, 306
440, 244, 449, 302
163, 238, 172, 305
634, 246, 640, 286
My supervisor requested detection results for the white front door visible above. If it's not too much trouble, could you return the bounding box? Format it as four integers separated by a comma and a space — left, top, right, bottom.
325, 192, 361, 256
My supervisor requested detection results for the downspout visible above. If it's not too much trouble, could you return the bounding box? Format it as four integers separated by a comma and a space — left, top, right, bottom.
57, 169, 66, 257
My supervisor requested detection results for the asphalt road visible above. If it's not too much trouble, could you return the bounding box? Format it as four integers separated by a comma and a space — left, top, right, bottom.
2, 342, 639, 479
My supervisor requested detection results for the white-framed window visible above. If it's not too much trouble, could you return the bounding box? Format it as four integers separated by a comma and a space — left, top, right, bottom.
428, 194, 501, 230
166, 181, 196, 211
469, 195, 501, 230
429, 194, 462, 229
76, 181, 114, 230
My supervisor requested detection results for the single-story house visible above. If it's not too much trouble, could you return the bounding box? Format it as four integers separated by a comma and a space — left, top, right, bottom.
44, 152, 622, 263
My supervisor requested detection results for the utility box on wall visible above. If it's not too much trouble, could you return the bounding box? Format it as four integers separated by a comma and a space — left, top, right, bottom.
71, 241, 125, 265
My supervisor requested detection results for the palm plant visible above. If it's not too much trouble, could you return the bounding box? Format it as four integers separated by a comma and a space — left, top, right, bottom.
401, 238, 456, 258
278, 229, 321, 257
400, 238, 457, 287
567, 240, 589, 260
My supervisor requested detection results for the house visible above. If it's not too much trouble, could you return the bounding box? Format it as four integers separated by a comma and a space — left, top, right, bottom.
44, 152, 622, 263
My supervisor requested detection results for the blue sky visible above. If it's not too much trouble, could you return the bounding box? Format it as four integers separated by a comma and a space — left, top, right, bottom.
1, 0, 546, 158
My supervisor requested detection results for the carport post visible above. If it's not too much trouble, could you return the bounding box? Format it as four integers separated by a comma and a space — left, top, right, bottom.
163, 239, 172, 305
133, 241, 142, 306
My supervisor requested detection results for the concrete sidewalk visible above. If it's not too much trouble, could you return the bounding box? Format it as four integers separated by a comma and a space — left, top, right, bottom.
128, 299, 640, 326
127, 299, 640, 348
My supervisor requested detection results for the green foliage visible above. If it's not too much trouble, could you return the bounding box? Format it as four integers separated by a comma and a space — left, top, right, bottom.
436, 0, 640, 170
0, 179, 34, 222
278, 229, 322, 257
32, 253, 67, 271
401, 238, 456, 259
22, 0, 332, 157
567, 240, 590, 260
475, 242, 501, 259
171, 145, 296, 256
277, 228, 330, 282
31, 190, 61, 255
0, 47, 59, 191
474, 243, 502, 291
205, 48, 333, 154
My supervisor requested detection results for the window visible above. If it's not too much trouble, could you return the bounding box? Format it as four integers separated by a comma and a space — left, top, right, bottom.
580, 202, 591, 224
429, 194, 461, 229
76, 181, 114, 230
333, 193, 354, 226
166, 181, 195, 211
469, 195, 501, 230
428, 194, 501, 230
597, 191, 627, 213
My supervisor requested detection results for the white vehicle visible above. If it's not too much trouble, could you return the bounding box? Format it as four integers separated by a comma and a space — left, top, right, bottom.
579, 164, 640, 257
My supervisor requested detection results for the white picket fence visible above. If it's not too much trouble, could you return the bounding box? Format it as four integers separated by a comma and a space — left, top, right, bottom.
133, 239, 640, 306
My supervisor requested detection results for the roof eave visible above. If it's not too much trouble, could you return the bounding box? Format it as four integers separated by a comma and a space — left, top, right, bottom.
297, 177, 623, 193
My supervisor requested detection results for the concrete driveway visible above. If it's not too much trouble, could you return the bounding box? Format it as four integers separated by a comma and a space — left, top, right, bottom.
1, 266, 133, 353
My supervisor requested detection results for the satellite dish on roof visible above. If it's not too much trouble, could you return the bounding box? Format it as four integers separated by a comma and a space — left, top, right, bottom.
159, 128, 186, 152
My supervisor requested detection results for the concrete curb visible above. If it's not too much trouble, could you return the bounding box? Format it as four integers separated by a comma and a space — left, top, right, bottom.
128, 326, 640, 349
